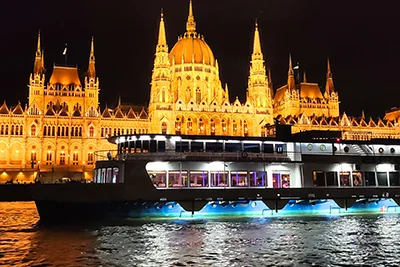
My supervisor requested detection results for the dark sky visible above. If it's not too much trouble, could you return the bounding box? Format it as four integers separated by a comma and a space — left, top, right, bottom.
0, 0, 399, 117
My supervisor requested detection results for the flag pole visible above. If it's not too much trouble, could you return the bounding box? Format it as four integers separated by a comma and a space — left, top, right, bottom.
63, 43, 68, 66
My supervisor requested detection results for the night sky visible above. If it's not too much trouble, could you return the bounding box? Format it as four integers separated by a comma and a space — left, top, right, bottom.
0, 0, 399, 117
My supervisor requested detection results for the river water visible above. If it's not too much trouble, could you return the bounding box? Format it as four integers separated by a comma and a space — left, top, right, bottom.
1, 202, 400, 267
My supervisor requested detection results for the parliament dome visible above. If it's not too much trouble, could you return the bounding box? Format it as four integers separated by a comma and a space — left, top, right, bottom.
169, 33, 215, 66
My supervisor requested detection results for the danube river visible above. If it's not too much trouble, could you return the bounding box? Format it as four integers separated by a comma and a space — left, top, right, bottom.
1, 202, 400, 266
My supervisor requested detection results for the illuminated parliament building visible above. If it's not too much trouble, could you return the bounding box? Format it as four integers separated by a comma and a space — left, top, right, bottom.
1, 0, 400, 183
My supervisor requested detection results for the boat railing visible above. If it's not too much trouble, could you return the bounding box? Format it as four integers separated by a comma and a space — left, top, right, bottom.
94, 150, 293, 162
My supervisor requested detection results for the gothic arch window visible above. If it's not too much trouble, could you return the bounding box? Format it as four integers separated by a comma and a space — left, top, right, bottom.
88, 106, 97, 117
161, 122, 167, 135
210, 119, 216, 136
0, 125, 4, 135
161, 88, 166, 102
101, 127, 104, 137
11, 125, 14, 135
244, 121, 248, 137
196, 88, 201, 104
5, 125, 8, 135
31, 124, 36, 136
187, 118, 193, 134
233, 120, 238, 135
199, 118, 205, 134
222, 119, 227, 134
175, 117, 182, 135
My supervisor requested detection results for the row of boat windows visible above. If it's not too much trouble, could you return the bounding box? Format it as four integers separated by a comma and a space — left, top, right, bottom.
117, 140, 286, 154
148, 170, 291, 188
94, 167, 120, 183
313, 170, 400, 187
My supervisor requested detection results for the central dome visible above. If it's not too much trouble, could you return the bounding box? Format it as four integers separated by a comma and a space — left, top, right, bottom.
169, 33, 215, 66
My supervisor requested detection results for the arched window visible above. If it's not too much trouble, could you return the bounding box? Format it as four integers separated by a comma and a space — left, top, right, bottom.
210, 119, 216, 136
161, 88, 166, 102
244, 121, 248, 137
199, 118, 205, 134
196, 88, 201, 104
175, 118, 182, 135
0, 125, 4, 135
233, 120, 238, 135
222, 119, 227, 134
161, 122, 167, 135
89, 126, 95, 137
187, 118, 193, 134
31, 124, 36, 136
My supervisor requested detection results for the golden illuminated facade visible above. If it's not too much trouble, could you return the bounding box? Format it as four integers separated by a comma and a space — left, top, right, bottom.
1, 0, 400, 183
0, 35, 148, 183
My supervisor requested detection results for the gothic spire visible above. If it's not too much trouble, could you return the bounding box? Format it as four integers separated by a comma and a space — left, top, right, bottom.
287, 54, 296, 90
88, 36, 96, 78
325, 58, 335, 94
303, 70, 307, 83
252, 21, 262, 56
186, 0, 196, 33
156, 9, 168, 53
33, 31, 44, 75
36, 31, 41, 57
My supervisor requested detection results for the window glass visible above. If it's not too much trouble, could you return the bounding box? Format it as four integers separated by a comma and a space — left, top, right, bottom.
168, 171, 188, 187
249, 171, 266, 187
313, 171, 325, 187
364, 172, 376, 186
210, 171, 228, 187
190, 171, 209, 187
148, 171, 166, 187
352, 171, 363, 186
231, 171, 248, 187
377, 172, 388, 186
340, 172, 350, 187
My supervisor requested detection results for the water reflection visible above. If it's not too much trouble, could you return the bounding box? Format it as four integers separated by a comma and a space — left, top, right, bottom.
2, 203, 400, 266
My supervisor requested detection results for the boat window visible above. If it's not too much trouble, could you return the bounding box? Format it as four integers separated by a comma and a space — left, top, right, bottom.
231, 171, 248, 187
210, 171, 228, 187
158, 141, 166, 152
225, 143, 241, 152
96, 169, 101, 183
142, 141, 149, 153
148, 171, 166, 188
377, 172, 388, 186
206, 142, 223, 152
106, 168, 113, 183
313, 171, 325, 187
339, 172, 350, 187
175, 141, 189, 152
189, 171, 209, 187
249, 171, 266, 187
135, 140, 141, 153
101, 168, 106, 183
168, 171, 188, 187
389, 172, 400, 186
326, 171, 338, 187
282, 174, 290, 188
150, 140, 157, 153
243, 143, 260, 153
263, 144, 274, 153
275, 144, 286, 154
191, 142, 203, 152
364, 172, 376, 186
352, 171, 363, 186
112, 167, 119, 183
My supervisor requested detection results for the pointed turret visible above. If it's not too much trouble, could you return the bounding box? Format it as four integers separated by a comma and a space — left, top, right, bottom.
149, 9, 171, 106
186, 0, 196, 33
325, 58, 334, 94
88, 36, 96, 78
252, 21, 262, 58
33, 31, 44, 75
156, 10, 168, 53
303, 71, 307, 83
224, 83, 230, 102
287, 54, 296, 90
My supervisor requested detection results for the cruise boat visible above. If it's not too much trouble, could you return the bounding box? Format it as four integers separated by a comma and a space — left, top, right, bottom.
43, 127, 399, 220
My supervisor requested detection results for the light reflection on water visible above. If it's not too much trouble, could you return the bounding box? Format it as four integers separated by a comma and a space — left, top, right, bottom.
1, 202, 400, 266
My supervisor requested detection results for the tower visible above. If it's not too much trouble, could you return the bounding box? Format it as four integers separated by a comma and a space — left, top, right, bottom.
324, 58, 339, 117
84, 37, 100, 113
28, 31, 45, 112
246, 22, 272, 109
148, 10, 172, 133
149, 10, 171, 106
